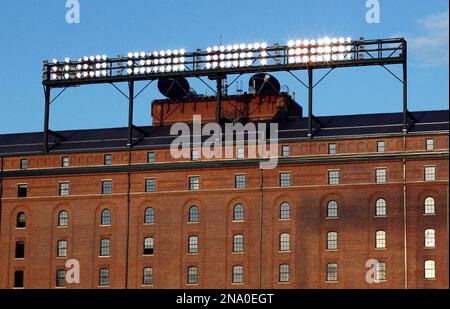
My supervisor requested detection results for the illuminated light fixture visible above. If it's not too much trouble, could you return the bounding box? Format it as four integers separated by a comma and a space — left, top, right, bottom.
52, 59, 58, 64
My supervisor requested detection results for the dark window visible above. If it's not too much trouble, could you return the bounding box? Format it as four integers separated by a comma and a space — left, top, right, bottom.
101, 209, 111, 225
145, 178, 156, 192
189, 176, 200, 191
143, 267, 153, 285
57, 240, 68, 257
16, 212, 26, 228
188, 206, 199, 223
282, 145, 290, 157
327, 263, 338, 281
102, 180, 112, 194
14, 271, 24, 288
20, 159, 28, 170
59, 182, 70, 196
232, 265, 243, 283
187, 266, 198, 284
328, 143, 337, 155
279, 264, 289, 283
280, 173, 291, 187
100, 239, 110, 257
188, 236, 198, 254
17, 184, 28, 198
233, 204, 244, 221
280, 202, 290, 219
15, 241, 25, 259
144, 207, 155, 224
104, 154, 112, 165
62, 157, 70, 167
58, 210, 68, 227
235, 174, 246, 189
377, 141, 385, 153
147, 152, 155, 163
233, 235, 244, 253
56, 269, 66, 287
143, 237, 154, 255
99, 268, 109, 286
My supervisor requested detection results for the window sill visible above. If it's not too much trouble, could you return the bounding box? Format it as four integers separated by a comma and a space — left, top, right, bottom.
99, 255, 111, 258
279, 219, 291, 222
100, 225, 111, 227
423, 213, 436, 216
231, 282, 243, 285
423, 247, 436, 250
186, 283, 199, 286
375, 248, 387, 251
98, 285, 110, 288
187, 253, 199, 256
232, 252, 244, 255
14, 258, 25, 261
326, 217, 339, 220
326, 249, 338, 252
325, 281, 338, 284
56, 256, 68, 259
278, 281, 290, 285
143, 223, 155, 226
143, 254, 154, 257
187, 222, 199, 225
57, 226, 69, 229
141, 284, 154, 287
424, 278, 436, 281
278, 251, 291, 254
13, 287, 25, 289
232, 220, 245, 223
15, 227, 27, 230
375, 215, 387, 218
55, 286, 67, 289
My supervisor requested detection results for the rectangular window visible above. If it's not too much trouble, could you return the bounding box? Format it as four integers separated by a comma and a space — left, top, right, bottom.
99, 268, 109, 287
327, 232, 338, 250
375, 262, 386, 281
377, 141, 385, 153
20, 159, 28, 170
143, 267, 153, 285
61, 157, 70, 167
14, 271, 24, 288
232, 266, 243, 284
236, 147, 245, 159
328, 143, 337, 155
280, 172, 291, 187
102, 180, 112, 194
191, 149, 200, 161
328, 170, 340, 185
189, 176, 200, 191
143, 237, 154, 255
56, 269, 66, 287
235, 174, 246, 189
425, 166, 436, 181
100, 239, 110, 257
57, 240, 68, 257
17, 184, 28, 198
375, 168, 387, 183
104, 154, 112, 165
59, 182, 70, 196
327, 263, 338, 282
279, 264, 289, 283
426, 139, 434, 151
147, 152, 155, 163
145, 178, 156, 192
282, 145, 290, 157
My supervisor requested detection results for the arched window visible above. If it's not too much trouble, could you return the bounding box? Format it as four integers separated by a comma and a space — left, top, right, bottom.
327, 232, 338, 250
376, 230, 386, 249
58, 210, 68, 227
233, 235, 244, 253
424, 260, 435, 279
279, 264, 289, 283
188, 236, 198, 254
279, 233, 290, 251
16, 212, 26, 228
187, 266, 198, 284
327, 201, 337, 218
375, 261, 386, 281
144, 207, 155, 224
326, 263, 338, 281
233, 204, 244, 221
188, 206, 199, 223
424, 197, 435, 214
101, 209, 111, 226
280, 202, 290, 220
232, 265, 243, 283
375, 198, 387, 216
424, 229, 436, 248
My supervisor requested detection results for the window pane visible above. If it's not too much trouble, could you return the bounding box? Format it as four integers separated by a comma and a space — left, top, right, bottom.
147, 152, 155, 163
104, 154, 112, 165
280, 202, 290, 219
375, 169, 386, 183
188, 206, 199, 223
100, 239, 110, 256
280, 233, 290, 251
99, 268, 109, 286
62, 157, 70, 167
328, 170, 339, 185
188, 266, 198, 284
189, 176, 200, 190
235, 174, 246, 189
144, 207, 155, 224
58, 210, 68, 227
20, 159, 28, 170
57, 240, 67, 257
282, 145, 290, 157
327, 201, 338, 218
424, 197, 435, 214
14, 271, 24, 288
279, 264, 289, 282
16, 212, 26, 228
59, 183, 70, 196
328, 144, 337, 155
377, 141, 385, 152
101, 209, 111, 225
188, 236, 198, 254
426, 139, 434, 151
56, 269, 66, 287
375, 262, 386, 281
376, 231, 386, 249
280, 173, 291, 187
376, 199, 387, 216
424, 229, 435, 247
143, 267, 153, 285
233, 235, 244, 253
425, 167, 436, 181
145, 179, 156, 192
232, 266, 243, 283
102, 180, 112, 194
233, 204, 244, 221
144, 237, 154, 255
236, 147, 245, 159
327, 263, 338, 281
15, 241, 25, 259
327, 232, 338, 250
424, 260, 435, 279
18, 185, 28, 198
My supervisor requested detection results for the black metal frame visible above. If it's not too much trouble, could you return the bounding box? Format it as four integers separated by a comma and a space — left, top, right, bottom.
42, 38, 409, 152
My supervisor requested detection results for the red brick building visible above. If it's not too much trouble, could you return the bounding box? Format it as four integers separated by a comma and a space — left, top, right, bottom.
0, 94, 448, 289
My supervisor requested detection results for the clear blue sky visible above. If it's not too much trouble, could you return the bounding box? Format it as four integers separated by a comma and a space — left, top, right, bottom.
0, 0, 448, 134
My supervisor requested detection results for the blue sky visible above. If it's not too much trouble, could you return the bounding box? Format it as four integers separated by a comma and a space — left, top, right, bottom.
0, 0, 448, 134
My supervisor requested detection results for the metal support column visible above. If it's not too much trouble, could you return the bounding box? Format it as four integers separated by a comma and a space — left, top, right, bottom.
307, 68, 313, 138
402, 41, 408, 133
127, 81, 134, 148
215, 76, 223, 123
43, 86, 51, 152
